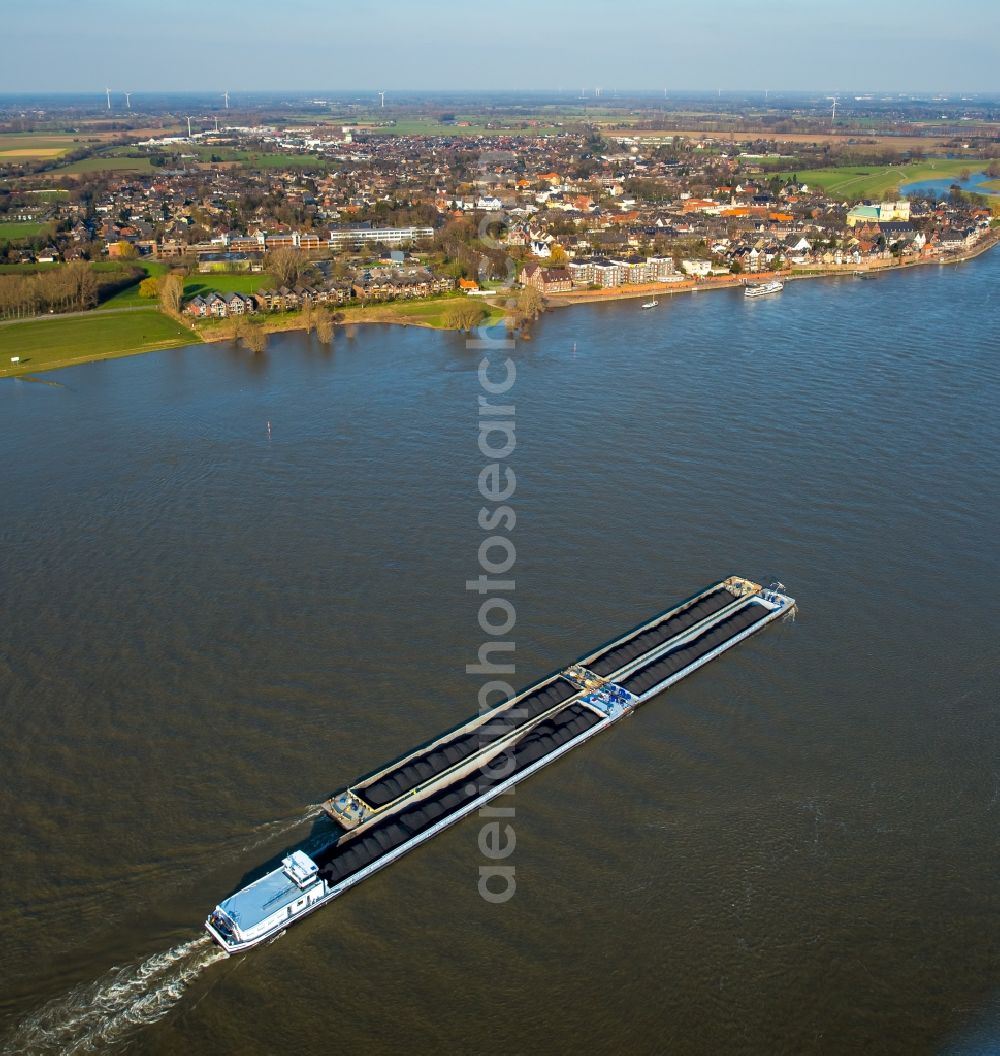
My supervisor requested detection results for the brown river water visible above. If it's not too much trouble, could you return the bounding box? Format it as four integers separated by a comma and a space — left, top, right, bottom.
1, 253, 999, 1054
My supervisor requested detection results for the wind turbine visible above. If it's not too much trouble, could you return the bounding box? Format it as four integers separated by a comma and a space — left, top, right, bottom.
186, 116, 193, 138
222, 91, 230, 109
124, 91, 132, 109
829, 96, 838, 128
378, 90, 385, 108
105, 87, 112, 110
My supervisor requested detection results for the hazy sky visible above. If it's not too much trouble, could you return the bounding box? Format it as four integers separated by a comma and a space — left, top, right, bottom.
3, 0, 999, 93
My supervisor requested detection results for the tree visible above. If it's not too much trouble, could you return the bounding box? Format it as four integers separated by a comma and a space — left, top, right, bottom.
244, 323, 267, 353
113, 241, 138, 259
547, 243, 568, 267
331, 254, 351, 279
66, 260, 97, 310
444, 300, 487, 332
315, 311, 334, 344
138, 276, 160, 299
517, 285, 543, 322
301, 299, 314, 335
266, 246, 307, 287
158, 273, 183, 314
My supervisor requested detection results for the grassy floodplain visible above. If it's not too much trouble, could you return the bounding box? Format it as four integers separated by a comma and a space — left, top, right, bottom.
776, 159, 991, 199
194, 293, 506, 339
0, 310, 198, 377
336, 296, 506, 328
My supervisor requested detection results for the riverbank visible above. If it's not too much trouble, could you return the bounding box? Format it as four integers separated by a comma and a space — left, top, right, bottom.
544, 231, 1000, 309
2, 233, 996, 380
193, 297, 507, 345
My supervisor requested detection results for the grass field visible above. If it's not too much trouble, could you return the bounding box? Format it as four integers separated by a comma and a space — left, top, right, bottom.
95, 261, 170, 309
0, 220, 52, 240
777, 160, 990, 199
184, 273, 273, 298
0, 309, 199, 377
339, 296, 505, 329
59, 155, 154, 174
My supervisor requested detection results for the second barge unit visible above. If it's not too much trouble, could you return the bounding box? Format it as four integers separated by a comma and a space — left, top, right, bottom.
206, 575, 795, 951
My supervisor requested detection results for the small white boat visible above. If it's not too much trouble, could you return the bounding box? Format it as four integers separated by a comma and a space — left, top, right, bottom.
641, 300, 658, 309
744, 280, 784, 299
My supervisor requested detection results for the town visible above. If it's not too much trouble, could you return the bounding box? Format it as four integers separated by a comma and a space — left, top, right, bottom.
1, 95, 998, 370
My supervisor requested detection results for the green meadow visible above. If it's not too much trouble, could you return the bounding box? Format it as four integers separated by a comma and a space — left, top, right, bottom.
0, 221, 53, 240
0, 310, 199, 377
779, 160, 990, 199
184, 273, 273, 298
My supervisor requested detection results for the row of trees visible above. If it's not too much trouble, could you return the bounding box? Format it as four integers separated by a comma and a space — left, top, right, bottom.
0, 261, 98, 319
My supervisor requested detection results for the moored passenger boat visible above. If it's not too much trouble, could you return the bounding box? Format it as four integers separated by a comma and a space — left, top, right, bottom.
744, 279, 784, 298
206, 576, 795, 952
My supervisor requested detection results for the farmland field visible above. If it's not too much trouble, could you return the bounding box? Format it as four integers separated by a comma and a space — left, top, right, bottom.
58, 154, 154, 174
0, 309, 198, 376
368, 117, 563, 136
625, 128, 985, 154
0, 133, 78, 159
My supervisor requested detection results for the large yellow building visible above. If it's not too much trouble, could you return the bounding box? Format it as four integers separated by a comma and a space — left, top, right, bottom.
846, 201, 911, 227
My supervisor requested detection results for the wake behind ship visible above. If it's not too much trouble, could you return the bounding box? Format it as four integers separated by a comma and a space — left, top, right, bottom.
206, 576, 795, 952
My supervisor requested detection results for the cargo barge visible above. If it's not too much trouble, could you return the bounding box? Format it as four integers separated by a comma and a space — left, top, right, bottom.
206, 576, 794, 952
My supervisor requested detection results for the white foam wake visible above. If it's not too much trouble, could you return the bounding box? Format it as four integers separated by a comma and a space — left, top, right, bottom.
2, 935, 227, 1056
2, 805, 325, 1054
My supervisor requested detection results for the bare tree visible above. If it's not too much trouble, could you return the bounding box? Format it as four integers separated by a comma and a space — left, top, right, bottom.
266, 247, 307, 287
159, 273, 184, 315
517, 285, 544, 321
315, 311, 334, 344
444, 300, 487, 332
244, 323, 268, 353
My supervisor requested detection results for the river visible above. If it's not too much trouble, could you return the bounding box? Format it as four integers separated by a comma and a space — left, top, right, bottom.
1, 251, 999, 1055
